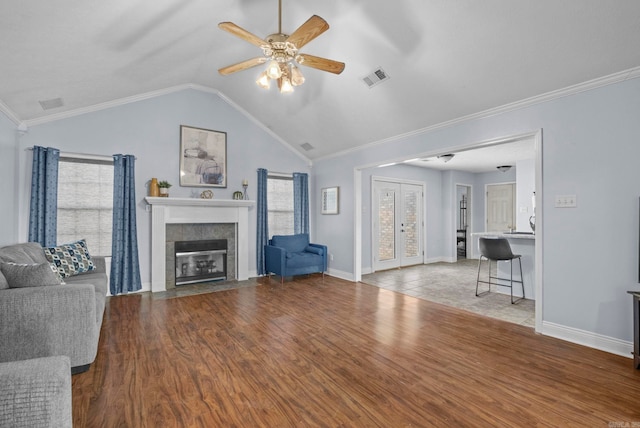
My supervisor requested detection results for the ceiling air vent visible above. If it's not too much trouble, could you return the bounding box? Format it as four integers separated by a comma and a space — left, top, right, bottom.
300, 142, 315, 151
39, 97, 64, 110
362, 67, 390, 88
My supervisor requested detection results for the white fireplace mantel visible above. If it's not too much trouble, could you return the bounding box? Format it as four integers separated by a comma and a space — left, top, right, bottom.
145, 197, 254, 292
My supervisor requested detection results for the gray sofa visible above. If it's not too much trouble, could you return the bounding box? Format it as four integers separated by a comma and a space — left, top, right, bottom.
0, 356, 72, 428
0, 242, 107, 374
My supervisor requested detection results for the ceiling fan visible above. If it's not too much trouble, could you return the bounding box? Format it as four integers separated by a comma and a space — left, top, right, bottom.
218, 0, 345, 93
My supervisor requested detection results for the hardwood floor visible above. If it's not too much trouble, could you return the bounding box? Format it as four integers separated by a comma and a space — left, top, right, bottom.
73, 275, 640, 427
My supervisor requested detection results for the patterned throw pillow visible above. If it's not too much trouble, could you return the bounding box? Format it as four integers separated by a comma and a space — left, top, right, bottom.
0, 262, 62, 288
43, 239, 96, 279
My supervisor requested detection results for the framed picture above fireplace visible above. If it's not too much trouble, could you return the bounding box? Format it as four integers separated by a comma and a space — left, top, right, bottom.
179, 125, 227, 188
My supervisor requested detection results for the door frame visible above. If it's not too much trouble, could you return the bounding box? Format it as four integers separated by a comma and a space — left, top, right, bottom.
371, 176, 425, 273
455, 184, 472, 259
354, 130, 543, 332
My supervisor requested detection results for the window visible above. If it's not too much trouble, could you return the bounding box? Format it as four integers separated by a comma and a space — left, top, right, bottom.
57, 158, 114, 256
267, 175, 294, 237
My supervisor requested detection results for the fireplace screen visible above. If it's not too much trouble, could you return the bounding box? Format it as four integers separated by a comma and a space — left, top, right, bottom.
175, 239, 227, 286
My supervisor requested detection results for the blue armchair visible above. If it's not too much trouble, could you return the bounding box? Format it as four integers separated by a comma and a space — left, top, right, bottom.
265, 233, 327, 283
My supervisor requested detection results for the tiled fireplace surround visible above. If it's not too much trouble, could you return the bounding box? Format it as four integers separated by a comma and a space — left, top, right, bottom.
145, 197, 254, 292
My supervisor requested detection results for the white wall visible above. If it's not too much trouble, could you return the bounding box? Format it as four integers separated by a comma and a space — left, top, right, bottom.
313, 75, 640, 349
12, 88, 310, 285
516, 158, 535, 231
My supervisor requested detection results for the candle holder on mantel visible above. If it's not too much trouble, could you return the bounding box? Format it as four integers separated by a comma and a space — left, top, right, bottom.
242, 183, 248, 200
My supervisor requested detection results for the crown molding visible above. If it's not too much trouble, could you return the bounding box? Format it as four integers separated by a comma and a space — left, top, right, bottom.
0, 99, 22, 127
314, 66, 640, 163
18, 82, 311, 166
22, 84, 200, 127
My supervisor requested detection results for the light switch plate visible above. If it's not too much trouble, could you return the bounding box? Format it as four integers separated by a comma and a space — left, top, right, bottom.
555, 195, 577, 208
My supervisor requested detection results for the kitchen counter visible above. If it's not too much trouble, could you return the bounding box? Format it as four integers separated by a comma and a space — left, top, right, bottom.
471, 231, 535, 240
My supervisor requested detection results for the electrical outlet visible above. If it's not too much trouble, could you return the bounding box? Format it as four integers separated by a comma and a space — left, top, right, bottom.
555, 195, 577, 208
330, 254, 334, 261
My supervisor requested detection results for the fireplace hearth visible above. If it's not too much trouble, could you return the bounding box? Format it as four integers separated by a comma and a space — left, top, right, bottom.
175, 239, 227, 286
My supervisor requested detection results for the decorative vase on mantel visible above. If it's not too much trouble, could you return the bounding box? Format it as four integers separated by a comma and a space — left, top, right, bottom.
149, 178, 160, 197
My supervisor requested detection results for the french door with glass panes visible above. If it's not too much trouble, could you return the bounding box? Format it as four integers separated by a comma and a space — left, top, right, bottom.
372, 180, 424, 271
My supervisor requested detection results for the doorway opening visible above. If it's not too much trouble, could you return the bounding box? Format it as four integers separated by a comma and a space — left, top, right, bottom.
456, 185, 471, 260
355, 130, 542, 331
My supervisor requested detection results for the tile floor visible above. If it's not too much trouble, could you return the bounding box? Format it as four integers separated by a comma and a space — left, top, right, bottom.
361, 259, 535, 327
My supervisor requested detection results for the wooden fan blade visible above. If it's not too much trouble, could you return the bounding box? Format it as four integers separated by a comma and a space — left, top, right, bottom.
286, 15, 329, 49
218, 57, 267, 75
296, 53, 345, 75
218, 22, 267, 48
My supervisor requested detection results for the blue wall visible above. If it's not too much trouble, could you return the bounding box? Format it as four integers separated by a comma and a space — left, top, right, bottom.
0, 113, 17, 246
12, 88, 310, 284
3, 77, 640, 355
313, 76, 640, 348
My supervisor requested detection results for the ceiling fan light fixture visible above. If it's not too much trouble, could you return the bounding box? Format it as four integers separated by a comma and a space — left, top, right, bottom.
266, 60, 282, 79
256, 71, 271, 89
218, 0, 344, 94
279, 76, 294, 94
497, 165, 512, 172
290, 64, 305, 86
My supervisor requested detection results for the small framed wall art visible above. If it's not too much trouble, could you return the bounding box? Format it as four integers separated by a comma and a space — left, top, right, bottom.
321, 187, 339, 215
179, 125, 227, 188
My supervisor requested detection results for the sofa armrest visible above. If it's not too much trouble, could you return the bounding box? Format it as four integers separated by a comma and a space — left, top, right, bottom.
0, 284, 99, 367
91, 255, 106, 274
308, 243, 328, 272
264, 245, 287, 276
0, 356, 72, 428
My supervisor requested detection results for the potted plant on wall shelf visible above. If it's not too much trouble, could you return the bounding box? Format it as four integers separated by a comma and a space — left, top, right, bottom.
158, 180, 172, 197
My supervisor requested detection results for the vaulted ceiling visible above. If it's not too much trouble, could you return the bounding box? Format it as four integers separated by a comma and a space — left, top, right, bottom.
2, 1, 640, 160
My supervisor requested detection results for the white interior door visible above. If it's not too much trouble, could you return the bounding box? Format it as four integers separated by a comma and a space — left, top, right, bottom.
486, 183, 515, 232
373, 180, 423, 271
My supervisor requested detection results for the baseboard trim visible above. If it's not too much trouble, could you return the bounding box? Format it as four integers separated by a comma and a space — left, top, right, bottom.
541, 321, 632, 359
327, 268, 355, 282
425, 257, 458, 264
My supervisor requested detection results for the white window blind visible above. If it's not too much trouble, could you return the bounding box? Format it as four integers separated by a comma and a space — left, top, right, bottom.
57, 158, 114, 256
267, 175, 294, 237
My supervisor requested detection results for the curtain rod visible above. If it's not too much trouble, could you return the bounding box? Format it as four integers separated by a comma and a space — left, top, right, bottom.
26, 147, 136, 161
266, 171, 293, 178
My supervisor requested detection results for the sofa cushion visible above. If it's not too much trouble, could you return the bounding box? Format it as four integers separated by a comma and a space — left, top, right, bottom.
285, 251, 323, 269
0, 271, 8, 290
0, 242, 49, 265
304, 245, 323, 256
0, 262, 62, 288
43, 239, 96, 279
271, 234, 310, 253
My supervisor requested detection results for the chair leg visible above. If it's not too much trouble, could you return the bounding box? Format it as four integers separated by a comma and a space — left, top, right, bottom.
475, 257, 482, 296
510, 257, 525, 304
519, 257, 525, 300
510, 259, 514, 304
476, 257, 490, 296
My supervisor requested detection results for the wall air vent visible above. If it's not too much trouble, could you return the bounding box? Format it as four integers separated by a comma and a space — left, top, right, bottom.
300, 142, 315, 151
362, 67, 390, 88
38, 97, 64, 110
